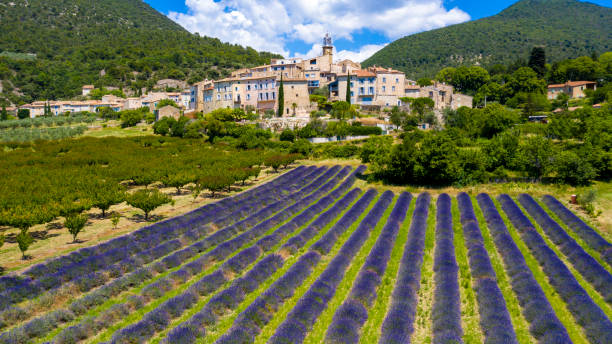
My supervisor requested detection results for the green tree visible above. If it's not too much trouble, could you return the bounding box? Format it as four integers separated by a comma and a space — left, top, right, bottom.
528, 47, 546, 77
126, 189, 172, 221
331, 101, 352, 120
91, 185, 125, 217
417, 78, 432, 87
451, 66, 490, 93
0, 234, 4, 249
406, 97, 435, 117
279, 129, 296, 142
156, 99, 180, 109
64, 212, 88, 243
480, 103, 520, 138
0, 106, 7, 121
554, 151, 596, 186
153, 117, 173, 136
435, 67, 456, 84
111, 212, 121, 229
504, 67, 546, 95
16, 230, 34, 260
17, 109, 30, 119
346, 72, 352, 104
277, 75, 284, 117
120, 110, 143, 128
162, 171, 194, 195
514, 136, 555, 180
198, 175, 233, 197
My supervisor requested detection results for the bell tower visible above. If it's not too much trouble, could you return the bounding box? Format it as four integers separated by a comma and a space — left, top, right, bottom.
322, 33, 333, 57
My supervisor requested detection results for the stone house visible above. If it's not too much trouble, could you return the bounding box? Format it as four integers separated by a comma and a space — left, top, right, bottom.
157, 105, 181, 120
547, 81, 597, 100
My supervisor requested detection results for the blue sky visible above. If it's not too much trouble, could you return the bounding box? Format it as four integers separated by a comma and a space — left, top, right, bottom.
144, 0, 611, 61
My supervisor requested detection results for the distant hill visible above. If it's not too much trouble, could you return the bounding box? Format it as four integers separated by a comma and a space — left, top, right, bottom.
0, 0, 280, 103
363, 0, 612, 79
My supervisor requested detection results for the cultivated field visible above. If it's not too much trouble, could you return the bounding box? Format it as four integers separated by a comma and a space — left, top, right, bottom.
0, 165, 610, 344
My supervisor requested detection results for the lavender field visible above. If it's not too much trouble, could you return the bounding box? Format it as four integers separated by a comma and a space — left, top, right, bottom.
0, 165, 610, 344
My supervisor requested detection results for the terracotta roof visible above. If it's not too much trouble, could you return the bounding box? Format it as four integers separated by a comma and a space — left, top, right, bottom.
368, 66, 403, 74
346, 69, 376, 78
82, 85, 95, 89
405, 85, 420, 90
548, 81, 596, 88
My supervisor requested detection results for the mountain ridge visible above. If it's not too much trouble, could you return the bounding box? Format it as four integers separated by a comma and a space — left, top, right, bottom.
0, 0, 280, 103
363, 0, 612, 78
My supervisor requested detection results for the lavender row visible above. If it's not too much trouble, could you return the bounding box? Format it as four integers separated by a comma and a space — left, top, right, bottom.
431, 194, 463, 344
0, 166, 320, 325
498, 194, 612, 343
111, 254, 285, 344
210, 166, 328, 229
541, 195, 612, 266
207, 189, 367, 344
0, 166, 315, 309
457, 193, 517, 344
518, 194, 612, 303
269, 191, 395, 344
476, 194, 571, 343
204, 166, 351, 263
325, 192, 412, 344
378, 193, 430, 344
164, 186, 366, 344
19, 165, 309, 286
99, 166, 354, 343
0, 167, 340, 342
158, 187, 367, 344
47, 166, 352, 343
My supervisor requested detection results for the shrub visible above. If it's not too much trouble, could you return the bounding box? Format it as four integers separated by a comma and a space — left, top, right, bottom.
279, 129, 295, 142
120, 110, 143, 128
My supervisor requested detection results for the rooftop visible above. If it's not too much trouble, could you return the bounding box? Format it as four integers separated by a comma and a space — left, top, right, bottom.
548, 81, 596, 88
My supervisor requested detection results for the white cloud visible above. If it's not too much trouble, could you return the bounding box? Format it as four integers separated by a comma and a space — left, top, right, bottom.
336, 44, 388, 63
168, 0, 470, 58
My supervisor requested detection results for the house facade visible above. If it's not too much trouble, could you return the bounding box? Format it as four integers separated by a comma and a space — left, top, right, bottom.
547, 81, 597, 100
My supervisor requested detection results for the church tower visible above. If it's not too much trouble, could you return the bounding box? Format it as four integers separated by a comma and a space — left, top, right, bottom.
322, 33, 333, 57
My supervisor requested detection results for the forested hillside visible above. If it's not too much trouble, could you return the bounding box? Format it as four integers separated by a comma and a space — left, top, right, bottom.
363, 0, 612, 79
0, 0, 280, 104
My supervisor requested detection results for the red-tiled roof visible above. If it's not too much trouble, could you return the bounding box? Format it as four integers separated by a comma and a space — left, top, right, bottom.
548, 81, 596, 88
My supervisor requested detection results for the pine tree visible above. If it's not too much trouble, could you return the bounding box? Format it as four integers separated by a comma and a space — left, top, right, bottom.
346, 72, 352, 104
528, 47, 546, 77
1, 105, 8, 121
277, 74, 284, 117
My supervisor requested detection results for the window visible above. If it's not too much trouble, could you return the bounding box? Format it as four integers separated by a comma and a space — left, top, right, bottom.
392, 86, 396, 92
235, 87, 238, 91
247, 94, 250, 100
369, 87, 374, 94
383, 77, 386, 83
350, 91, 354, 97
310, 59, 317, 65
254, 84, 258, 90
396, 78, 399, 83
272, 92, 275, 99
382, 86, 386, 92
217, 94, 220, 100
247, 85, 251, 91
360, 87, 364, 95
